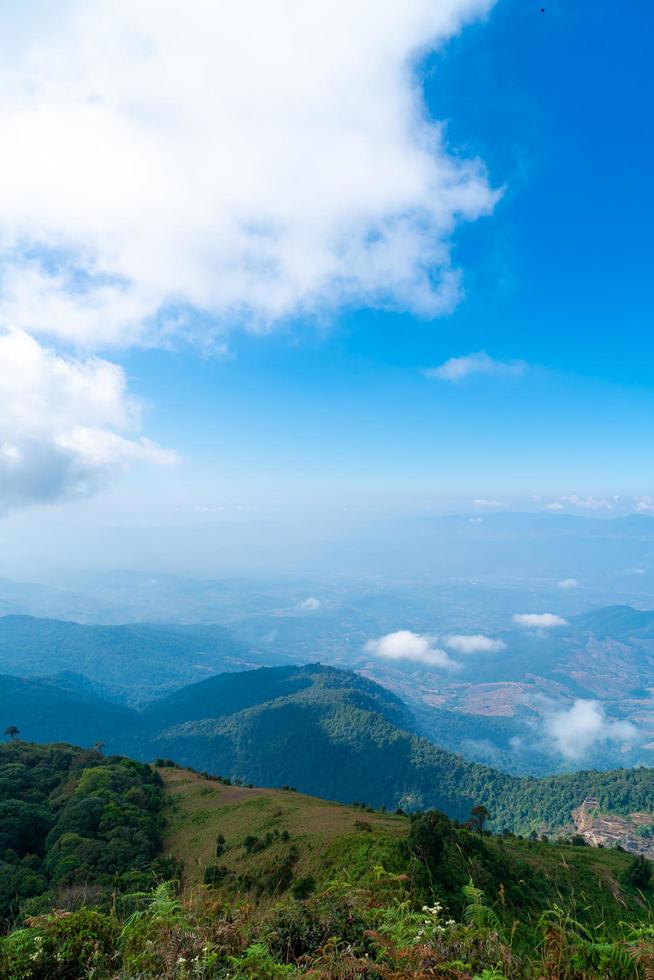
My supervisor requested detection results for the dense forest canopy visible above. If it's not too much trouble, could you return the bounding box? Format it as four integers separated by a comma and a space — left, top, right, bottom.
0, 742, 166, 929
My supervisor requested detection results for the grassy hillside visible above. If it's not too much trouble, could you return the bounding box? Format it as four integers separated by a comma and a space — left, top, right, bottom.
160, 765, 406, 894
158, 763, 654, 929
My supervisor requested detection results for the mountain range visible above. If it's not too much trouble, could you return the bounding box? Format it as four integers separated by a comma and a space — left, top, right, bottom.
3, 659, 654, 838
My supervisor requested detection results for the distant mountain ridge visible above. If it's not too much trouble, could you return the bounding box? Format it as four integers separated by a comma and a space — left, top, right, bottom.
0, 614, 288, 702
571, 604, 654, 637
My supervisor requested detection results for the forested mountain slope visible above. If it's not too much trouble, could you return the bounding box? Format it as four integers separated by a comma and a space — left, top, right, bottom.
3, 663, 654, 838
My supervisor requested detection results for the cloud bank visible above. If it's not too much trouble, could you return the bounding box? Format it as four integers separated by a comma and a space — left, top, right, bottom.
425, 351, 525, 382
544, 699, 636, 760
0, 328, 174, 512
512, 613, 568, 628
365, 630, 458, 669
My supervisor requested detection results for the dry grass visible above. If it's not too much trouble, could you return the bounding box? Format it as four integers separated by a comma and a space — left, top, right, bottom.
160, 766, 405, 890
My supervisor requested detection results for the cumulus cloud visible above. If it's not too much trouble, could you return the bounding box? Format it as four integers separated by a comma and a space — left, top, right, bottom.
558, 578, 579, 589
365, 630, 458, 669
512, 613, 568, 628
425, 351, 526, 382
444, 633, 506, 654
0, 1, 502, 511
0, 0, 497, 349
472, 498, 505, 508
299, 597, 321, 611
634, 496, 654, 513
544, 699, 636, 760
0, 328, 174, 512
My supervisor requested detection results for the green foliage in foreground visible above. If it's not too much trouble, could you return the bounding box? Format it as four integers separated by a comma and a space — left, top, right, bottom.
3, 865, 654, 978
0, 742, 166, 929
5, 800, 654, 977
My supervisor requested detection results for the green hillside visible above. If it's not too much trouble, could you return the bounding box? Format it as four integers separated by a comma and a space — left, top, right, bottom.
150, 664, 654, 836
159, 764, 653, 928
3, 663, 654, 840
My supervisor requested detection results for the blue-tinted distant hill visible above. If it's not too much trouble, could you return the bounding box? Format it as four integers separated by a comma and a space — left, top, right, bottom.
0, 615, 290, 703
572, 605, 654, 638
0, 674, 142, 748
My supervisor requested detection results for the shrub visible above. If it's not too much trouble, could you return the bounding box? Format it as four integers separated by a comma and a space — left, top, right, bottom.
0, 909, 118, 980
291, 875, 316, 900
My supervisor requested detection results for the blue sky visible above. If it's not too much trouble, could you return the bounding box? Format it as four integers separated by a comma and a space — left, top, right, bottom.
0, 0, 652, 526
117, 0, 654, 514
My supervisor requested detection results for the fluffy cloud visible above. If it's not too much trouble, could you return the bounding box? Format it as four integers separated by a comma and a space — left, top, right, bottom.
512, 613, 568, 628
472, 498, 505, 508
0, 0, 497, 349
0, 328, 174, 512
0, 1, 502, 511
634, 496, 654, 513
365, 630, 458, 669
544, 699, 636, 760
558, 578, 579, 589
299, 597, 321, 611
444, 633, 506, 654
425, 351, 525, 382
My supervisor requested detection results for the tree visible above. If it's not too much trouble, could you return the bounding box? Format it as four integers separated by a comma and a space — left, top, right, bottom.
408, 810, 453, 866
622, 853, 652, 890
469, 804, 490, 837
4, 726, 19, 741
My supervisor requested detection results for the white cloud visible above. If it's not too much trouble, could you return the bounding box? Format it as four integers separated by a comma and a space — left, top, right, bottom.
0, 1, 502, 512
544, 501, 565, 511
634, 496, 654, 513
0, 0, 498, 349
472, 498, 505, 508
544, 699, 636, 760
299, 597, 321, 611
0, 328, 174, 512
444, 633, 506, 654
365, 630, 458, 669
512, 613, 568, 628
425, 351, 525, 382
558, 578, 579, 589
